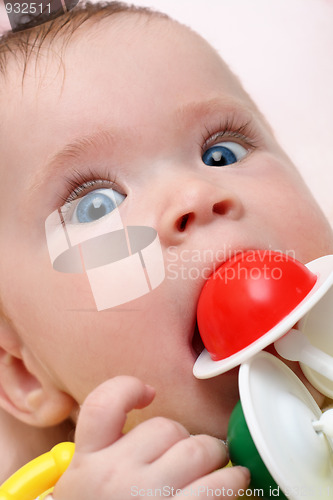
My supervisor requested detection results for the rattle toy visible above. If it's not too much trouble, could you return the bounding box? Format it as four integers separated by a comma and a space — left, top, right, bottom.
194, 250, 333, 499
0, 442, 74, 500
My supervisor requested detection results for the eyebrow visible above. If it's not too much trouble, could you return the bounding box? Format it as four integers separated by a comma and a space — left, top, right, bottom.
50, 129, 116, 164
175, 96, 256, 129
25, 128, 117, 204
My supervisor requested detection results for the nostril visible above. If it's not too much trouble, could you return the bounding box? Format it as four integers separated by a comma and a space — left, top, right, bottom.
213, 200, 232, 216
176, 213, 193, 232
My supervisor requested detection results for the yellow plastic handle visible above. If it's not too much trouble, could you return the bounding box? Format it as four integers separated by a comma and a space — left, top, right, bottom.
0, 442, 75, 500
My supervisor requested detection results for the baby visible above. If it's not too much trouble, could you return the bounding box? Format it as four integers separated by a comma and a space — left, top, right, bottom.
0, 1, 332, 498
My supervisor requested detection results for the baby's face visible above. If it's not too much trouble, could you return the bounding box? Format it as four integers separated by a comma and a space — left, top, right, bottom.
0, 15, 332, 437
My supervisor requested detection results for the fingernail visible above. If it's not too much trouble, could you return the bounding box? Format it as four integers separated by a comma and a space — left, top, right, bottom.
218, 439, 229, 458
237, 466, 251, 481
145, 384, 155, 395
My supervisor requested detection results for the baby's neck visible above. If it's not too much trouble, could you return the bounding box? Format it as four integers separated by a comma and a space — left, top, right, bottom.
0, 408, 74, 483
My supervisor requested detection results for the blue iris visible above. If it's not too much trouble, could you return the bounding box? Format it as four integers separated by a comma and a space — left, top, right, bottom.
202, 145, 237, 166
75, 189, 125, 223
202, 141, 247, 167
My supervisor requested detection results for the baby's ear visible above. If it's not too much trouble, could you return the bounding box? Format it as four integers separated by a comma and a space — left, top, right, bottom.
0, 317, 76, 427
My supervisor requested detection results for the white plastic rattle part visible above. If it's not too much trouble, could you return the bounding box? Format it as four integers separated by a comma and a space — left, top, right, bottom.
274, 328, 333, 382
312, 409, 333, 438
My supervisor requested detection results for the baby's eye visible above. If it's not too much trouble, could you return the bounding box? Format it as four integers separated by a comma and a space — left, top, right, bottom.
202, 141, 248, 167
72, 188, 126, 223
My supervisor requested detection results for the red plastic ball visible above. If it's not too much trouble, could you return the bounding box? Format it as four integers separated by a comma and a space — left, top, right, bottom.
197, 250, 317, 361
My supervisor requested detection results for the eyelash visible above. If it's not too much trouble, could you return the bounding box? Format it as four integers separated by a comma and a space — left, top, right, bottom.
59, 168, 118, 205
56, 168, 119, 223
201, 118, 259, 153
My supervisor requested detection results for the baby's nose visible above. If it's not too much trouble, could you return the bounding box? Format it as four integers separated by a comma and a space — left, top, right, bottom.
158, 176, 244, 245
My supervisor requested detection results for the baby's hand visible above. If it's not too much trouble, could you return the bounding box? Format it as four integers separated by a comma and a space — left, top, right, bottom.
53, 377, 250, 499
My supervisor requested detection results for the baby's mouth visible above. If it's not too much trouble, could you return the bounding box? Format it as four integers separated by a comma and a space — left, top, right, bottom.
192, 320, 205, 358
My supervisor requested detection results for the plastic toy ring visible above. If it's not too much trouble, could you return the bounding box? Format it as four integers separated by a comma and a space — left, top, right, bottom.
0, 442, 75, 500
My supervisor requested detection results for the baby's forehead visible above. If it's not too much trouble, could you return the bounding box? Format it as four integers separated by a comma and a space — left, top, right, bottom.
0, 9, 161, 85
1, 8, 262, 145
0, 11, 231, 90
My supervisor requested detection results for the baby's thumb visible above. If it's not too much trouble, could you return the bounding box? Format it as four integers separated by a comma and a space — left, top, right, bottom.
75, 376, 155, 453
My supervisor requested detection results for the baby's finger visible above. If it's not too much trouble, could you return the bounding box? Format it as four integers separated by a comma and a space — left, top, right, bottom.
176, 466, 251, 499
112, 415, 191, 463
150, 434, 229, 487
75, 376, 155, 453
